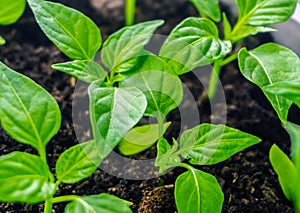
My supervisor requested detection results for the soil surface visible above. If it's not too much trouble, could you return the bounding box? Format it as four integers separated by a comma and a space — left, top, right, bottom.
0, 0, 298, 212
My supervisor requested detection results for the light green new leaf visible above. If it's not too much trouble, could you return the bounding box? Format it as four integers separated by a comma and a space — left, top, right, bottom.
0, 152, 55, 203
175, 168, 223, 213
269, 144, 297, 201
238, 43, 300, 123
236, 0, 297, 26
0, 0, 26, 25
0, 62, 61, 152
0, 36, 5, 45
155, 138, 181, 173
190, 0, 221, 22
265, 81, 300, 109
89, 83, 147, 160
159, 17, 232, 74
101, 20, 164, 70
65, 193, 132, 213
52, 60, 107, 83
118, 122, 170, 156
120, 54, 183, 117
28, 0, 101, 60
56, 141, 103, 184
230, 25, 276, 43
180, 123, 261, 165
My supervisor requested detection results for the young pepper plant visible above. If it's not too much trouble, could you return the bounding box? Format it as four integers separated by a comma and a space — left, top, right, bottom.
155, 124, 261, 213
0, 62, 133, 213
159, 0, 297, 99
27, 0, 183, 158
237, 42, 300, 211
0, 0, 26, 44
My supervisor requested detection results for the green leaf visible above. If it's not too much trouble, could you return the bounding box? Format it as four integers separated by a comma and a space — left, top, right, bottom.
264, 81, 300, 109
236, 0, 297, 26
284, 122, 300, 163
101, 20, 164, 70
190, 0, 221, 22
238, 43, 300, 123
89, 83, 147, 160
180, 123, 261, 165
0, 152, 55, 203
269, 144, 297, 201
0, 62, 61, 152
175, 168, 223, 213
223, 13, 232, 40
0, 36, 5, 45
118, 122, 171, 156
52, 60, 107, 83
56, 141, 103, 184
0, 0, 26, 25
120, 54, 183, 117
28, 0, 101, 60
159, 17, 232, 74
65, 193, 132, 213
155, 138, 181, 173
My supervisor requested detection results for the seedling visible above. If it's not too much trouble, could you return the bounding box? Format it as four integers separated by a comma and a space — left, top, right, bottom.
269, 122, 300, 213
160, 0, 298, 99
238, 43, 300, 212
155, 124, 261, 212
0, 0, 26, 44
0, 62, 133, 213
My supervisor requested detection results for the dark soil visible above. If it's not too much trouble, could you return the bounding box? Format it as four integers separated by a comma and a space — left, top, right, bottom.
0, 0, 298, 212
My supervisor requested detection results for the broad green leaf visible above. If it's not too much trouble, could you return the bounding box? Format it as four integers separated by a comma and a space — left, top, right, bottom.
118, 122, 171, 156
52, 60, 107, 83
65, 193, 132, 213
0, 0, 26, 25
175, 168, 223, 213
284, 122, 300, 163
180, 123, 261, 165
190, 0, 221, 22
56, 141, 103, 184
238, 43, 300, 123
264, 81, 300, 109
0, 152, 55, 203
120, 54, 183, 117
0, 62, 61, 152
89, 83, 147, 159
101, 20, 164, 70
269, 144, 297, 201
236, 0, 297, 26
155, 138, 181, 173
28, 0, 101, 60
159, 17, 232, 74
0, 36, 5, 45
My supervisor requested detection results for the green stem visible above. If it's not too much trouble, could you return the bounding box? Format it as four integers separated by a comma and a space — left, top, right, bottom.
207, 53, 238, 100
125, 0, 136, 26
207, 61, 222, 100
220, 53, 238, 66
52, 195, 80, 204
44, 200, 53, 213
178, 163, 193, 171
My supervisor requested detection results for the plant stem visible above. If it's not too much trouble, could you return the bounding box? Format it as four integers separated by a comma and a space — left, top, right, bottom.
207, 60, 222, 100
44, 200, 53, 213
207, 53, 238, 100
51, 195, 79, 204
125, 0, 136, 26
178, 162, 193, 171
